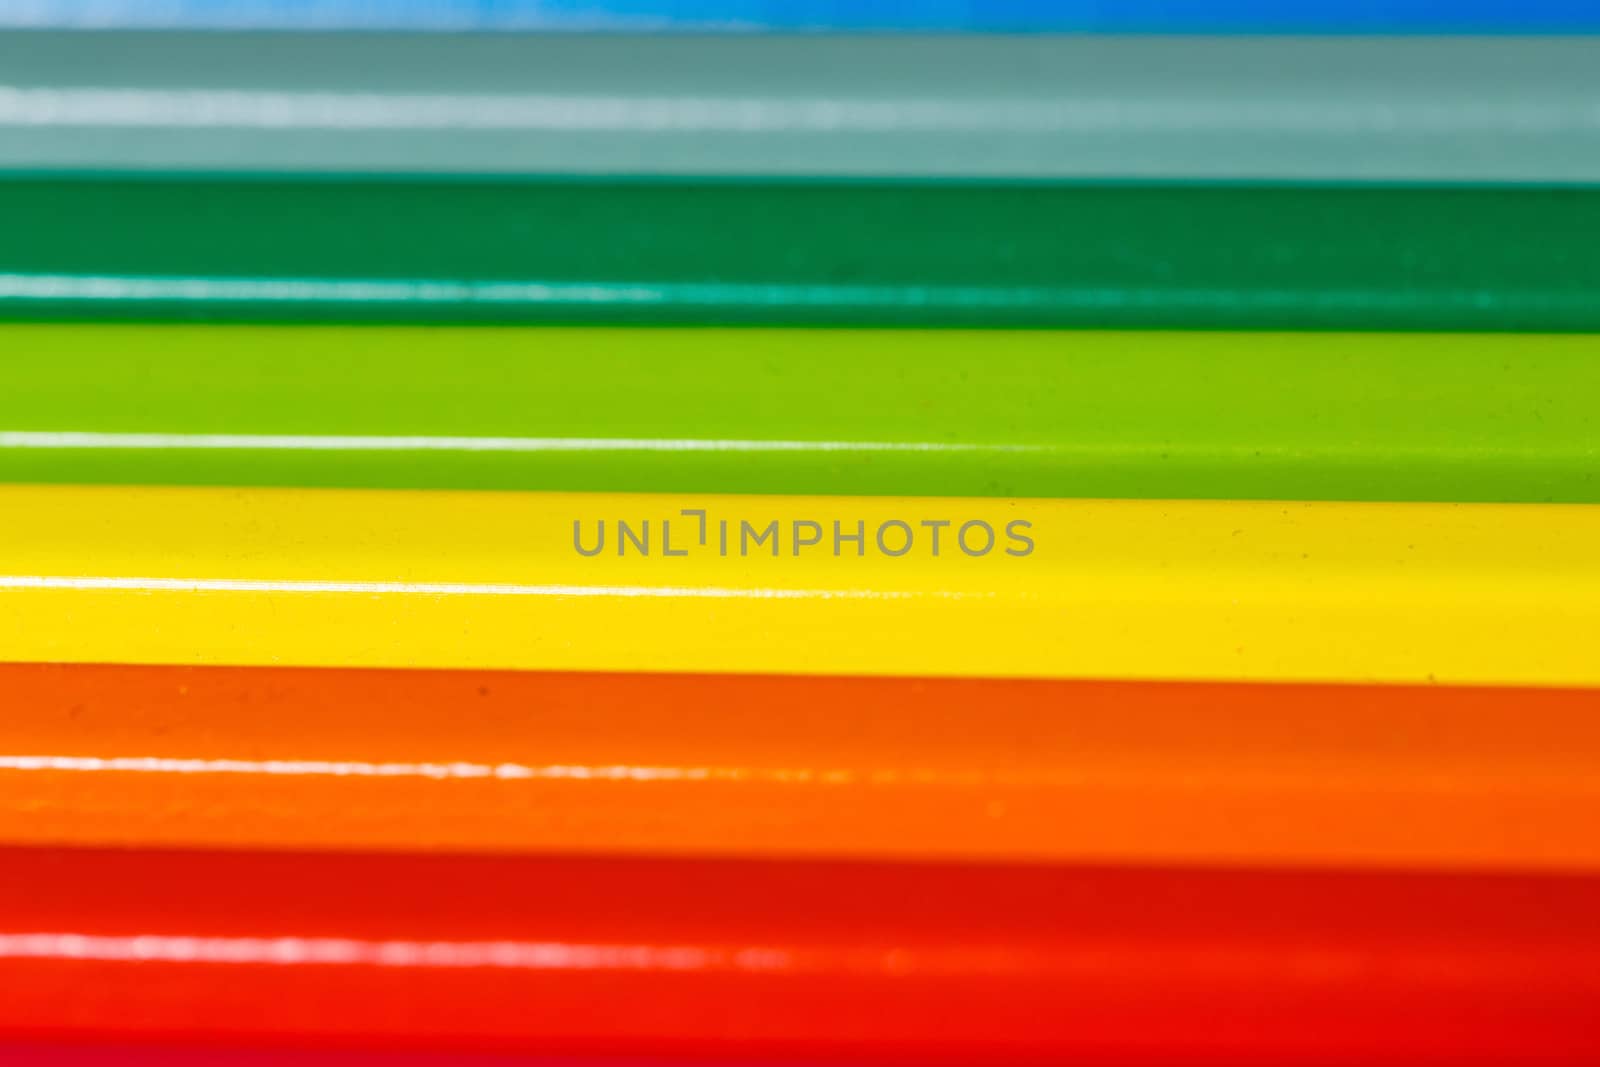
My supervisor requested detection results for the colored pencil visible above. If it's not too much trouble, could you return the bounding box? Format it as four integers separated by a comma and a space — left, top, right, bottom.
5, 35, 1600, 182
3, 324, 1598, 502
3, 662, 1599, 871
2, 486, 1598, 685
4, 179, 1600, 330
5, 2, 1600, 34
3, 847, 1599, 1065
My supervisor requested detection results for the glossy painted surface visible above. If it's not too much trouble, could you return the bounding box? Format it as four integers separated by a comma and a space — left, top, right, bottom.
3, 848, 1600, 1064
7, 35, 1600, 182
4, 179, 1600, 330
4, 663, 1600, 870
2, 486, 1599, 685
4, 324, 1599, 502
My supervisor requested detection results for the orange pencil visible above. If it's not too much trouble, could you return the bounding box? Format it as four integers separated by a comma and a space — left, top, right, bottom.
5, 663, 1599, 871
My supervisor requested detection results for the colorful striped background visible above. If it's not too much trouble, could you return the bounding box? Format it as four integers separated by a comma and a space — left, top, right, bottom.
2, 17, 1598, 1067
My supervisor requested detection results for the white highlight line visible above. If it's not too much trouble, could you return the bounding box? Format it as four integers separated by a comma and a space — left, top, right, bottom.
0, 754, 703, 782
0, 271, 1068, 308
1, 430, 1564, 463
0, 575, 961, 600
0, 86, 1594, 136
0, 430, 1032, 455
0, 272, 665, 304
0, 754, 962, 788
0, 932, 791, 972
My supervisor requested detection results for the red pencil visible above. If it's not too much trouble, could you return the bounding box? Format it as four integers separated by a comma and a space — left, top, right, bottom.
1, 846, 1598, 1065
